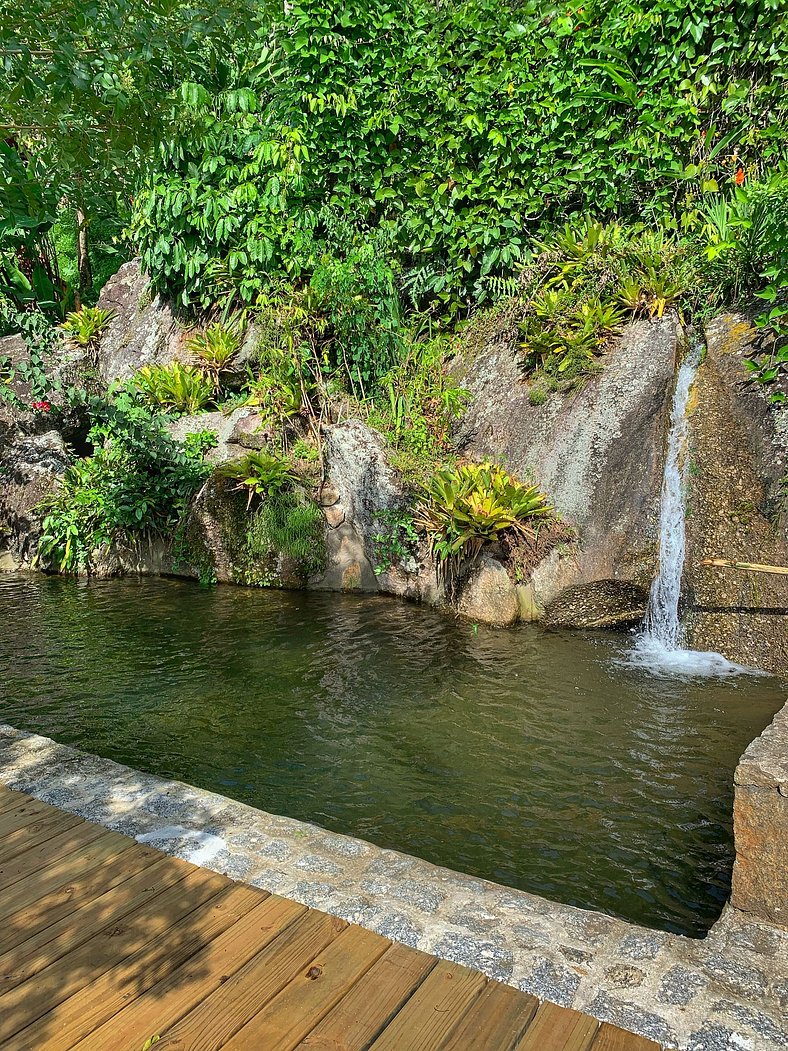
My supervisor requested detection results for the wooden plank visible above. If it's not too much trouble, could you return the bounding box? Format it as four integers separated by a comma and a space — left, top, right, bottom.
71, 894, 308, 1051
0, 796, 59, 838
368, 959, 488, 1051
224, 924, 391, 1051
152, 909, 348, 1051
591, 1023, 662, 1051
0, 825, 133, 922
0, 841, 160, 953
440, 981, 539, 1051
0, 809, 83, 863
297, 943, 437, 1051
0, 787, 29, 813
0, 854, 192, 994
515, 1003, 599, 1051
0, 864, 227, 1045
15, 883, 266, 1051
0, 819, 108, 893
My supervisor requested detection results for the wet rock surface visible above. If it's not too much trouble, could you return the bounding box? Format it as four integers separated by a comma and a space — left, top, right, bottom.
3, 723, 788, 1050
0, 424, 70, 566
684, 313, 788, 674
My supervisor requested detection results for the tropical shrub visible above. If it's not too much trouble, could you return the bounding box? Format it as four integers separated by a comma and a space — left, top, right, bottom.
134, 361, 215, 414
416, 461, 552, 563
129, 0, 787, 327
367, 337, 469, 478
37, 396, 215, 572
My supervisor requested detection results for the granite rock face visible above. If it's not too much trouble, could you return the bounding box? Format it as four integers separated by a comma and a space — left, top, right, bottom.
314, 420, 411, 593
95, 259, 259, 387
95, 259, 188, 384
731, 701, 788, 927
683, 314, 788, 674
0, 422, 70, 567
456, 552, 519, 625
452, 315, 678, 627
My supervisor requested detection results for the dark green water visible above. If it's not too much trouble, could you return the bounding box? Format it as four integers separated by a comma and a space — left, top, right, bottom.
0, 574, 784, 935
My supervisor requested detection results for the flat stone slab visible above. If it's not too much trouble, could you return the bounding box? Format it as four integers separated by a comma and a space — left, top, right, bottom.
1, 724, 787, 1050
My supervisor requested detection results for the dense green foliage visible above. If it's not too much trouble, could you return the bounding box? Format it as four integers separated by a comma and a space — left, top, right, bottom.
2, 0, 788, 584
129, 0, 787, 320
37, 396, 215, 572
246, 491, 326, 578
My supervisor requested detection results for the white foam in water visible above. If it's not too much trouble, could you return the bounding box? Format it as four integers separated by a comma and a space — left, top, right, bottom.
627, 346, 759, 679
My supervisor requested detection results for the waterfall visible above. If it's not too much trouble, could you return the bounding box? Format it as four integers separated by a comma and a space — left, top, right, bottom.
628, 345, 751, 677
643, 347, 699, 648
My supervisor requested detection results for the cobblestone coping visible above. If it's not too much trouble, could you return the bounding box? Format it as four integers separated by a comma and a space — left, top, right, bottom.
1, 724, 786, 1050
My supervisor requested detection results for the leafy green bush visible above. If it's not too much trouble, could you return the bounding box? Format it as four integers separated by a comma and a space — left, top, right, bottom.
367, 337, 468, 478
130, 0, 787, 324
416, 461, 552, 563
372, 508, 420, 575
37, 396, 215, 572
134, 361, 215, 414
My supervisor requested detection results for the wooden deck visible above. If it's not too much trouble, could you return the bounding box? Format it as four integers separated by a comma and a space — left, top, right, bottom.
0, 784, 662, 1051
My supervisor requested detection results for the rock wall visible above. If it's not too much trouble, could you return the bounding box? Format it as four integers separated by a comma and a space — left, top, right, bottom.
731, 699, 788, 927
452, 314, 678, 625
684, 315, 788, 674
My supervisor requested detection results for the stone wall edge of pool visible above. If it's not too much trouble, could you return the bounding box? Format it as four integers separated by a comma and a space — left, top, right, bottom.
1, 721, 787, 1051
731, 699, 788, 928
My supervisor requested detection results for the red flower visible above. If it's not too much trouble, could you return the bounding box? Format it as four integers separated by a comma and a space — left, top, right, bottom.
30, 400, 51, 412
734, 168, 745, 185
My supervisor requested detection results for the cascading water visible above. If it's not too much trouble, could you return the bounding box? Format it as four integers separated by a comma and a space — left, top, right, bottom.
629, 344, 752, 677
643, 347, 699, 649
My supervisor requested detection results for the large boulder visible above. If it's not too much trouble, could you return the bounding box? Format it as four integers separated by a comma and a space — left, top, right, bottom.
456, 553, 519, 625
96, 259, 259, 387
95, 260, 190, 384
313, 420, 411, 593
452, 315, 678, 626
683, 314, 788, 674
0, 427, 70, 567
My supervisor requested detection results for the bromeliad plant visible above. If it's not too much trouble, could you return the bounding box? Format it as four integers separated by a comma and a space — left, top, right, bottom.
416, 461, 552, 564
134, 361, 215, 415
186, 320, 241, 388
62, 306, 115, 349
215, 450, 296, 504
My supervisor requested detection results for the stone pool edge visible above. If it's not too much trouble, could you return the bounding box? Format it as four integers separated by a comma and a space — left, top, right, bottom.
1, 722, 786, 1050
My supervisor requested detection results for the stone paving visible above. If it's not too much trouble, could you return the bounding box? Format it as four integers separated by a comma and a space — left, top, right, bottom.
1, 724, 786, 1050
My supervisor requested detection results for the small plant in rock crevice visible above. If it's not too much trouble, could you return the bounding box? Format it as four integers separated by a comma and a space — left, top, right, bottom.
62, 306, 115, 349
372, 507, 420, 575
186, 320, 242, 388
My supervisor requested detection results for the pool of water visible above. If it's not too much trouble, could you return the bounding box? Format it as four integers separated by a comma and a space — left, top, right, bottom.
0, 573, 784, 935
